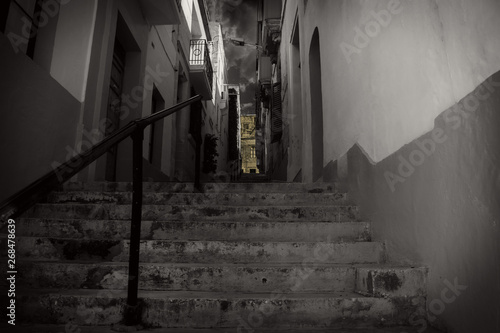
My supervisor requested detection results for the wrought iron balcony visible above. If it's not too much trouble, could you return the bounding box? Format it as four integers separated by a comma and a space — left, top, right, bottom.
189, 39, 214, 100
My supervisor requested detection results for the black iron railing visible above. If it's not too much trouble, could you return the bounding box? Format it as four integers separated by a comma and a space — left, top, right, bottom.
0, 94, 204, 325
189, 39, 213, 90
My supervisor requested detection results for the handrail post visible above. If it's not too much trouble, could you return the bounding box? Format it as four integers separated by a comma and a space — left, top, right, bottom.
125, 127, 144, 325
192, 99, 202, 191
194, 138, 202, 190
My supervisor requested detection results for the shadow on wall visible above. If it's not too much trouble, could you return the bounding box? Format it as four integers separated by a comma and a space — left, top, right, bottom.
341, 71, 500, 332
0, 35, 81, 202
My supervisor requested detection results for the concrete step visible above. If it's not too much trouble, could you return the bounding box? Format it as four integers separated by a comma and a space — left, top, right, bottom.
14, 218, 371, 242
17, 261, 356, 292
46, 191, 350, 206
238, 173, 271, 182
23, 204, 360, 222
14, 289, 426, 329
11, 238, 385, 264
18, 261, 426, 295
355, 267, 427, 297
4, 324, 445, 333
63, 181, 339, 193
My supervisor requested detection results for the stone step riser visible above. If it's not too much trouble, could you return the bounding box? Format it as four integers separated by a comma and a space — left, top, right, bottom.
24, 204, 360, 222
16, 292, 425, 328
355, 267, 427, 297
15, 219, 371, 242
46, 191, 350, 206
63, 182, 339, 193
10, 238, 385, 264
17, 262, 357, 293
6, 325, 449, 332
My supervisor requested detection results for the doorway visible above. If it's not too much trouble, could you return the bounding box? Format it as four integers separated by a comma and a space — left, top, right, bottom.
148, 86, 165, 168
309, 28, 323, 182
102, 12, 140, 181
105, 39, 126, 181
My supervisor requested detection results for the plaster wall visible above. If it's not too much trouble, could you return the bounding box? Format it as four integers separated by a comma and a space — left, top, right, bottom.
279, 1, 500, 331
181, 0, 207, 39
346, 71, 500, 333
50, 0, 97, 102
283, 15, 303, 182
0, 35, 80, 202
283, 0, 500, 181
142, 25, 178, 179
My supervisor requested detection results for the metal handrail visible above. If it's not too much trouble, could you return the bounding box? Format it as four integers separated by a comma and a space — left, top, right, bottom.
0, 95, 202, 221
0, 94, 203, 325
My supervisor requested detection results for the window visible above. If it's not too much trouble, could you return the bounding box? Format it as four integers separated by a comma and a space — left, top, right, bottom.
250, 146, 256, 158
1, 0, 60, 65
3, 1, 41, 56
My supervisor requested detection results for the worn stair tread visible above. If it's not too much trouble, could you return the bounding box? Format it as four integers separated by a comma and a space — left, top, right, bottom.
47, 191, 351, 206
18, 288, 376, 298
12, 293, 427, 328
11, 236, 376, 245
29, 202, 357, 209
23, 203, 361, 222
17, 262, 427, 294
14, 217, 368, 221
10, 237, 385, 264
6, 218, 371, 242
13, 217, 369, 225
13, 217, 370, 223
4, 324, 445, 332
16, 260, 422, 269
63, 181, 340, 193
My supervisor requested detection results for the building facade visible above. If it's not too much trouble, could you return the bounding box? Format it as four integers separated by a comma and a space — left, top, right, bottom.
226, 84, 241, 178
256, 0, 285, 179
240, 114, 258, 174
0, 0, 229, 201
208, 21, 230, 178
256, 1, 500, 332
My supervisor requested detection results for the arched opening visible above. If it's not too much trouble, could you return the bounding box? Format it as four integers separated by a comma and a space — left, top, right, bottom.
309, 28, 323, 182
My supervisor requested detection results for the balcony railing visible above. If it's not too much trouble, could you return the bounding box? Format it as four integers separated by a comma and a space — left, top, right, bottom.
190, 39, 213, 91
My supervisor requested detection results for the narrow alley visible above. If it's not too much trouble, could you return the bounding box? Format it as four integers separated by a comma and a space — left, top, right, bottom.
0, 1, 499, 332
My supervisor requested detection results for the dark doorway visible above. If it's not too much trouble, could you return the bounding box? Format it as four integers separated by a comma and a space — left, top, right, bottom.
309, 28, 323, 182
149, 87, 165, 168
105, 39, 126, 181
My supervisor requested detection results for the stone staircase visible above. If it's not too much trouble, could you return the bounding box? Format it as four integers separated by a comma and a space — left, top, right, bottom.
1, 182, 429, 331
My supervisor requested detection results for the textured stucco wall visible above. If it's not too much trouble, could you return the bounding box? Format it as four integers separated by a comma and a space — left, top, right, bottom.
281, 0, 500, 182
280, 1, 500, 331
50, 0, 97, 102
142, 25, 177, 179
346, 71, 500, 333
0, 35, 80, 202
